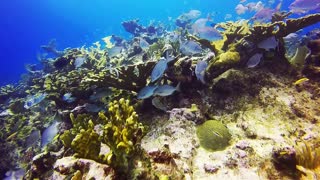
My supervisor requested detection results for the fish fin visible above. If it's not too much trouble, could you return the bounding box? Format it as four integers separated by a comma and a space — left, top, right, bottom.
165, 51, 173, 62
176, 82, 181, 92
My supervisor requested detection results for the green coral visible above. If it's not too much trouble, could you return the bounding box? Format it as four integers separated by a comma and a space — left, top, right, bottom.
196, 120, 231, 151
99, 98, 146, 175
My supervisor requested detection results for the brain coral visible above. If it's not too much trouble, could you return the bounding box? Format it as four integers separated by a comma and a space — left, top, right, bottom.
196, 120, 231, 151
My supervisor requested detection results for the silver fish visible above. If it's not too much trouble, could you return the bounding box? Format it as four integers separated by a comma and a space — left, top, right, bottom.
212, 131, 223, 138
258, 36, 278, 51
192, 18, 222, 41
74, 56, 86, 69
139, 37, 150, 50
196, 27, 223, 41
4, 169, 25, 180
195, 60, 208, 84
289, 0, 320, 14
137, 85, 158, 99
41, 121, 60, 147
235, 4, 248, 15
247, 53, 263, 68
62, 93, 76, 103
180, 40, 202, 56
24, 93, 47, 109
89, 88, 113, 102
0, 109, 13, 116
108, 46, 123, 57
252, 2, 281, 22
25, 130, 41, 148
185, 10, 202, 19
151, 97, 167, 111
151, 57, 167, 82
84, 103, 104, 112
154, 83, 180, 97
178, 10, 202, 21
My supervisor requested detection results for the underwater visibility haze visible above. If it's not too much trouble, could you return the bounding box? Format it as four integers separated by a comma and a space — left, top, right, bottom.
1, 0, 320, 179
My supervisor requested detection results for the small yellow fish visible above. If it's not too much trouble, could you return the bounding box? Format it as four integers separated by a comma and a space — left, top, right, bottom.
293, 78, 309, 85
6, 132, 18, 141
279, 151, 288, 155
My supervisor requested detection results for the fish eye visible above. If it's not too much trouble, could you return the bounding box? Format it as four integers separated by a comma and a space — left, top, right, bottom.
27, 101, 32, 106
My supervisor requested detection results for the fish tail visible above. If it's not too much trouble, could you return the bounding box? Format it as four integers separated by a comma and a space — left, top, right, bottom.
276, 1, 282, 11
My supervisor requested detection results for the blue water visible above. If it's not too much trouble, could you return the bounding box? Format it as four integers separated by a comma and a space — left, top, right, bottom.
0, 0, 317, 85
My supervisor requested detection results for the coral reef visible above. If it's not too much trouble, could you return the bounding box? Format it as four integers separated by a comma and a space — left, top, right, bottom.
205, 13, 320, 81
2, 10, 320, 180
59, 99, 150, 179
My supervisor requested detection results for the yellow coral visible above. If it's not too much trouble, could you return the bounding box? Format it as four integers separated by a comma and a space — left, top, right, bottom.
216, 51, 240, 65
99, 98, 145, 175
295, 141, 320, 179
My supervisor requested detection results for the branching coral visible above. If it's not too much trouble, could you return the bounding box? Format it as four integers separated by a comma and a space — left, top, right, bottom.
60, 99, 149, 179
99, 98, 146, 176
59, 113, 94, 149
205, 13, 320, 81
71, 120, 101, 161
248, 13, 320, 43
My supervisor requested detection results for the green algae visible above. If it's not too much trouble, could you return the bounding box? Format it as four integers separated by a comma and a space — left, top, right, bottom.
196, 120, 231, 151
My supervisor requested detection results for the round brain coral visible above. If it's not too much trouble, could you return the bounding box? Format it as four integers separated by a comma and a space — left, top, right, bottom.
196, 120, 231, 151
